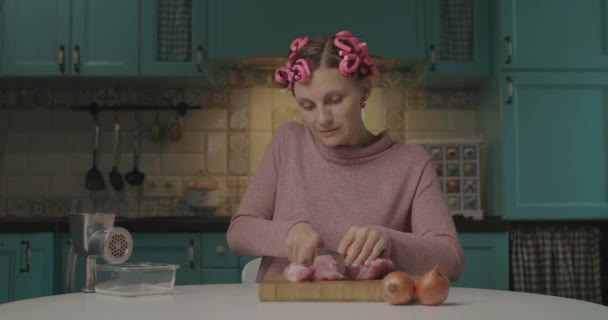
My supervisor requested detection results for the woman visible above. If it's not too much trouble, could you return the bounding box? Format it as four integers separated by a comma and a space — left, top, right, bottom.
227, 31, 464, 282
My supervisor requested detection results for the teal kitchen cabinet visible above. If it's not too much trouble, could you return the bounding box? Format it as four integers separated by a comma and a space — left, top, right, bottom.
208, 0, 424, 60
1, 0, 139, 76
129, 233, 201, 286
452, 233, 509, 290
499, 0, 608, 70
0, 233, 53, 303
201, 233, 240, 284
496, 72, 608, 220
421, 0, 490, 85
140, 0, 209, 76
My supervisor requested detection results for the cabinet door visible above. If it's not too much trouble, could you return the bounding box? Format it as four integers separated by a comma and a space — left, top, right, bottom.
13, 233, 53, 301
0, 234, 18, 303
201, 233, 237, 268
1, 0, 71, 76
423, 0, 489, 82
502, 72, 608, 219
208, 0, 424, 60
140, 0, 207, 76
500, 0, 608, 70
452, 233, 508, 290
70, 0, 139, 76
129, 233, 200, 285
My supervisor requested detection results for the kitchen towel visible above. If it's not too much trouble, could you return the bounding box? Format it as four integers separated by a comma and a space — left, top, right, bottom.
440, 0, 474, 61
157, 0, 193, 62
511, 224, 602, 304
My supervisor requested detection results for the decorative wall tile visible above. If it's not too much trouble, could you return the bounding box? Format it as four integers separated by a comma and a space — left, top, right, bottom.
160, 154, 204, 176
405, 89, 427, 110
139, 199, 158, 217
5, 177, 50, 197
237, 70, 274, 88
94, 88, 119, 106
449, 110, 478, 132
206, 132, 228, 175
7, 199, 31, 218
446, 89, 478, 109
9, 110, 50, 132
229, 102, 248, 131
29, 133, 72, 153
160, 132, 203, 153
46, 198, 71, 217
29, 155, 72, 175
272, 89, 297, 110
0, 89, 17, 109
427, 89, 447, 109
185, 109, 227, 131
51, 176, 88, 197
228, 133, 249, 175
250, 88, 273, 131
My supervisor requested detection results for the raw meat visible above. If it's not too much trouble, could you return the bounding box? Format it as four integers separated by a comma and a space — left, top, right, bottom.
283, 257, 395, 282
312, 255, 346, 281
283, 263, 315, 282
347, 258, 396, 280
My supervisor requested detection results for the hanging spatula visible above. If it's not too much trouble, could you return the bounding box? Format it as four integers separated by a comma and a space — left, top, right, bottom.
109, 113, 124, 191
85, 115, 106, 191
125, 111, 145, 185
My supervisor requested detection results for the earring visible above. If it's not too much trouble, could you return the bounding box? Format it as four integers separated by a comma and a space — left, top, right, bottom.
360, 97, 367, 108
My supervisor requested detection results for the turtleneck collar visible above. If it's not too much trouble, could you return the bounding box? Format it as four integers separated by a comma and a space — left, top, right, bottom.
307, 128, 396, 165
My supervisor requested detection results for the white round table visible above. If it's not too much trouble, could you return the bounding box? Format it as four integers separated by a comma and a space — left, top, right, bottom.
1, 285, 606, 320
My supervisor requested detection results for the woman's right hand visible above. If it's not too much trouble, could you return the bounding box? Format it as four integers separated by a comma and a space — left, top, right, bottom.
285, 222, 323, 264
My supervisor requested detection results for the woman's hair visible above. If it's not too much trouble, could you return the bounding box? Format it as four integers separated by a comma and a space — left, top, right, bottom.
275, 31, 379, 91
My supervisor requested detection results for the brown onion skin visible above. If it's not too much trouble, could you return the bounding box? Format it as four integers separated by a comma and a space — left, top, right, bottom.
380, 271, 416, 305
415, 265, 450, 306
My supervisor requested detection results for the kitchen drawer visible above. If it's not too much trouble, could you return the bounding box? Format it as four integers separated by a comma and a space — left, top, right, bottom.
201, 268, 240, 284
201, 233, 237, 268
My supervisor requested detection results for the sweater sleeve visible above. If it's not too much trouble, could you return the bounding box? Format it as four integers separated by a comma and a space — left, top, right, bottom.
227, 124, 307, 258
375, 157, 465, 281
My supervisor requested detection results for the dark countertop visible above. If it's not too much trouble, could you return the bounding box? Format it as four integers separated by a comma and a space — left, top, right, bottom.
0, 215, 509, 233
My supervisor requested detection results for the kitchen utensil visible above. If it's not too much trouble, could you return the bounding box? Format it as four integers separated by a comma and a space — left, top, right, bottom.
314, 248, 346, 272
85, 116, 106, 191
66, 212, 133, 293
109, 113, 124, 191
125, 112, 145, 185
258, 276, 383, 302
95, 262, 179, 297
150, 108, 162, 142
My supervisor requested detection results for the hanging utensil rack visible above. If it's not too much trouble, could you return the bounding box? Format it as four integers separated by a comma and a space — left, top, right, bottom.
71, 102, 202, 116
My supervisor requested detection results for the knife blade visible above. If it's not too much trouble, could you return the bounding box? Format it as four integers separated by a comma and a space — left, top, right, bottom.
314, 248, 346, 272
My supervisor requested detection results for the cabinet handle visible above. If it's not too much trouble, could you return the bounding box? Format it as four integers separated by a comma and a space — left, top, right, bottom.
196, 45, 203, 73
429, 44, 436, 71
20, 240, 31, 273
73, 45, 80, 74
188, 240, 195, 269
215, 245, 225, 256
505, 36, 512, 64
58, 45, 65, 73
506, 77, 513, 104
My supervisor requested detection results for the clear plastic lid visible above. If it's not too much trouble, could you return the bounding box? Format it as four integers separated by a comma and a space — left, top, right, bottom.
96, 262, 180, 271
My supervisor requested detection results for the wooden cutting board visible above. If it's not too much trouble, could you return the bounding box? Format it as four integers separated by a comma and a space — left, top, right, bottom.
258, 276, 383, 302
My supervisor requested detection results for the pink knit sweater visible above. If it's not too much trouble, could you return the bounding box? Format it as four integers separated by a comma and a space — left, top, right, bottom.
227, 122, 464, 282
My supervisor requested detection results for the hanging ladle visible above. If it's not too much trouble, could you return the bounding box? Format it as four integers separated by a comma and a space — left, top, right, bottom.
125, 111, 145, 185
109, 112, 124, 191
85, 114, 106, 191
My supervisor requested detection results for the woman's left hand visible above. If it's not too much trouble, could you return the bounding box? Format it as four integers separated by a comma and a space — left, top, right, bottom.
337, 226, 388, 267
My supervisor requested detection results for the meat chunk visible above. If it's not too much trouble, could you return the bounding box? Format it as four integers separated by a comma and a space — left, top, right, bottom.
283, 263, 315, 282
347, 258, 396, 280
284, 257, 395, 282
312, 255, 346, 281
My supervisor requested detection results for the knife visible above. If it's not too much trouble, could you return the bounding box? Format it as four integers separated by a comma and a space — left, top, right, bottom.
314, 248, 346, 272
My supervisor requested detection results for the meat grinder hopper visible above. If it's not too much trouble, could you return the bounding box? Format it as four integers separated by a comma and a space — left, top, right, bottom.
66, 212, 133, 293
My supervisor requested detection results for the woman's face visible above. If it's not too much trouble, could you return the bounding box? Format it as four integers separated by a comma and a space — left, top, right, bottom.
293, 66, 371, 147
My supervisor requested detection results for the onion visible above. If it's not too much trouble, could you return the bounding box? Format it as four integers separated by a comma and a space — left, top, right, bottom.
380, 271, 415, 305
415, 265, 450, 305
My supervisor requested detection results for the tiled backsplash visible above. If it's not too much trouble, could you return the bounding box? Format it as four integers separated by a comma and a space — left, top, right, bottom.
0, 71, 479, 218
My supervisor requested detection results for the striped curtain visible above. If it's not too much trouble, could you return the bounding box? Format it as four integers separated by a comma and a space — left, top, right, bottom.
511, 225, 602, 304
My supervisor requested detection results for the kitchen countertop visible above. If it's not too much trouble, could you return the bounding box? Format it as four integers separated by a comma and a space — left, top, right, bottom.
0, 216, 509, 233
0, 284, 606, 320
